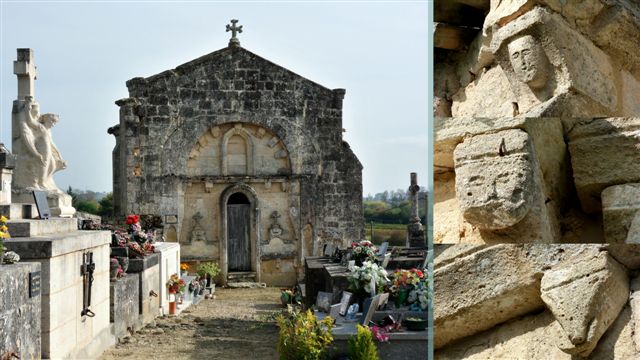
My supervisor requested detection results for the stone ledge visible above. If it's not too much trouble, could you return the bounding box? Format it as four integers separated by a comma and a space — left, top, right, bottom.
127, 253, 159, 273
6, 217, 77, 237
3, 230, 111, 258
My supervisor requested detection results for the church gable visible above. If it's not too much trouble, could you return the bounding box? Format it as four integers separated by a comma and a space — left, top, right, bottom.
110, 24, 363, 286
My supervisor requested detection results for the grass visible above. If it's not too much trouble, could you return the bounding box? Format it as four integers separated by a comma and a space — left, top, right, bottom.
363, 222, 407, 246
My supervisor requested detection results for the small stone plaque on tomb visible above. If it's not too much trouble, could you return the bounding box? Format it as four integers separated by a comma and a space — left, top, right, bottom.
339, 291, 353, 316
29, 271, 41, 297
32, 190, 51, 219
316, 291, 333, 313
329, 303, 341, 319
360, 295, 381, 326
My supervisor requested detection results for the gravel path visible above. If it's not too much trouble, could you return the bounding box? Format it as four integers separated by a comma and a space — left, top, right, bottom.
100, 287, 282, 360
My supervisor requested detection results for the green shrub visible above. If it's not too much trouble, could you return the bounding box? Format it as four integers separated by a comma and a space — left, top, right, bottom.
348, 324, 380, 360
197, 261, 221, 279
276, 309, 334, 360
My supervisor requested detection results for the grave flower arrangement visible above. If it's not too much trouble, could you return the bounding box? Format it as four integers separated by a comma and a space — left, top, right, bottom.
166, 274, 186, 294
126, 214, 149, 244
348, 260, 389, 297
408, 275, 429, 311
350, 240, 378, 265
388, 268, 424, 307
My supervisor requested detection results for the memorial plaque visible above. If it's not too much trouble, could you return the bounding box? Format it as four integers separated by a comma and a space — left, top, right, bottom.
360, 295, 381, 326
29, 271, 41, 297
329, 304, 341, 319
316, 291, 333, 313
378, 293, 389, 310
339, 291, 353, 316
32, 190, 51, 219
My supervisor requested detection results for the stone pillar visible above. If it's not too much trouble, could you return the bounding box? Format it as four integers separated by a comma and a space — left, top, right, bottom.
407, 172, 425, 248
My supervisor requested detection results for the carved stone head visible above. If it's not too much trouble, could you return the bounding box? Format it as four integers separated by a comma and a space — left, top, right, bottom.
39, 113, 59, 129
508, 35, 550, 89
454, 130, 534, 230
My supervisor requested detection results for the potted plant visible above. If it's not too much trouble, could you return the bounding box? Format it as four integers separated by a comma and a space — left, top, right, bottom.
389, 268, 423, 308
407, 273, 429, 311
180, 263, 189, 277
197, 261, 221, 290
166, 273, 186, 314
0, 215, 9, 262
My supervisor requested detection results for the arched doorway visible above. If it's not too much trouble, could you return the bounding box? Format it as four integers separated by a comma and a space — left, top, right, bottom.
227, 192, 251, 271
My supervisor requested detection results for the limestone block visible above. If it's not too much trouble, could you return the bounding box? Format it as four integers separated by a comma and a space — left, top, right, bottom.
602, 183, 640, 243
490, 7, 617, 116
484, 0, 535, 29
628, 213, 640, 243
589, 4, 640, 80
436, 305, 637, 360
435, 310, 572, 360
606, 244, 640, 270
621, 70, 640, 116
451, 65, 516, 117
434, 245, 544, 348
565, 118, 640, 213
630, 275, 640, 352
541, 251, 629, 357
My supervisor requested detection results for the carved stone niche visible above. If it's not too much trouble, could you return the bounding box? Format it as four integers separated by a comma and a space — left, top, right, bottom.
453, 128, 558, 243
490, 7, 617, 117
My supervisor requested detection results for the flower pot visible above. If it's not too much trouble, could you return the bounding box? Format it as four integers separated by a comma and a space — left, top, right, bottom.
395, 288, 409, 308
168, 301, 176, 315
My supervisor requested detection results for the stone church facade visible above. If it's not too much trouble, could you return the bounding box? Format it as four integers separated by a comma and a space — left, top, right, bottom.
109, 40, 363, 285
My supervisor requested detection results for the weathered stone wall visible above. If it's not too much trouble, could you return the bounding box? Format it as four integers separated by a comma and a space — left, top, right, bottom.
110, 45, 363, 284
0, 262, 41, 360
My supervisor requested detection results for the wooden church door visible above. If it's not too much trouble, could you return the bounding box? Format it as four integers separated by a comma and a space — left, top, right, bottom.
227, 193, 251, 271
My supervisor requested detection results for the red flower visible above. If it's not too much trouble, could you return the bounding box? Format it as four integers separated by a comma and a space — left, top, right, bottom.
125, 215, 139, 225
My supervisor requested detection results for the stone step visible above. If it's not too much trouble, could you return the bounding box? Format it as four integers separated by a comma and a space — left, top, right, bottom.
3, 230, 111, 259
0, 203, 39, 220
227, 272, 256, 282
5, 217, 78, 237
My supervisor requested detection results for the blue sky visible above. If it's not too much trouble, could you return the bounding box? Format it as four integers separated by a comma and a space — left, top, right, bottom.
0, 1, 429, 195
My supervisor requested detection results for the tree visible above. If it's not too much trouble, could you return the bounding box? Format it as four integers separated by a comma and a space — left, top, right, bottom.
98, 193, 114, 217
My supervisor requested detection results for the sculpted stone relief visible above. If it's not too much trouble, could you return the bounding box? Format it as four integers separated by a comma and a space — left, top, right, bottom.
507, 35, 550, 90
12, 96, 67, 193
454, 130, 534, 230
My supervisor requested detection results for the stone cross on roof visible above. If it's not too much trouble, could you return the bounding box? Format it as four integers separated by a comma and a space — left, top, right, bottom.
226, 19, 243, 47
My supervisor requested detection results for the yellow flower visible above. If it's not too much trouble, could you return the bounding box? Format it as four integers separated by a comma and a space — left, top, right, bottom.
0, 232, 9, 238
0, 225, 7, 232
0, 215, 7, 223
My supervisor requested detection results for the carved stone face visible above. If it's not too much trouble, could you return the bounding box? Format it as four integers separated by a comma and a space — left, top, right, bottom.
455, 156, 533, 229
508, 35, 549, 89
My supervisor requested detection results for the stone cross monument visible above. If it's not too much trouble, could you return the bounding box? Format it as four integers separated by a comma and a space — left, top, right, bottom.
226, 19, 243, 47
11, 48, 75, 217
407, 172, 425, 248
